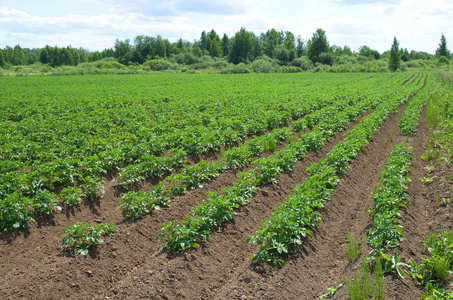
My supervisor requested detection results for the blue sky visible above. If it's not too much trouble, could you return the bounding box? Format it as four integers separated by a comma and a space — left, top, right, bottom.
0, 0, 452, 54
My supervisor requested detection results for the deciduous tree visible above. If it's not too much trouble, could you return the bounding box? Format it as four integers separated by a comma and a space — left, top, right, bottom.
307, 28, 329, 63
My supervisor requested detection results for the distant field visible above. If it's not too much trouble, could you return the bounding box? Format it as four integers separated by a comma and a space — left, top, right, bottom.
1, 72, 446, 299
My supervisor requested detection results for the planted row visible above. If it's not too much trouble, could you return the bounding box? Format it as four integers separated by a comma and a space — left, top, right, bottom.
246, 86, 419, 267
118, 94, 364, 220
365, 144, 412, 256
155, 87, 409, 252
398, 76, 429, 136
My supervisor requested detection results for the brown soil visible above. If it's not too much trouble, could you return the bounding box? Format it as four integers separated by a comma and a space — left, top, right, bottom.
0, 91, 446, 300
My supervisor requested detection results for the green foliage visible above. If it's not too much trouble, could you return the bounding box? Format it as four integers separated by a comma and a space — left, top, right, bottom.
372, 259, 386, 300
101, 61, 126, 69
307, 28, 330, 63
247, 77, 423, 266
0, 50, 5, 68
0, 193, 34, 231
59, 221, 117, 256
365, 144, 413, 255
437, 56, 450, 66
343, 258, 371, 300
58, 186, 85, 206
380, 251, 408, 278
143, 59, 176, 71
156, 182, 257, 252
398, 79, 429, 136
80, 176, 105, 200
436, 34, 451, 59
0, 72, 424, 232
228, 27, 260, 64
32, 189, 61, 215
291, 56, 313, 70
118, 183, 171, 220
345, 227, 360, 262
319, 282, 343, 299
408, 230, 453, 298
389, 37, 401, 71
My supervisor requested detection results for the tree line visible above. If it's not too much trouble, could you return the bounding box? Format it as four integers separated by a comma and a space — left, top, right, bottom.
0, 28, 451, 71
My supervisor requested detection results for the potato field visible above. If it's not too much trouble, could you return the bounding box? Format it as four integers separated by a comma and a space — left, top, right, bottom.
1, 72, 452, 299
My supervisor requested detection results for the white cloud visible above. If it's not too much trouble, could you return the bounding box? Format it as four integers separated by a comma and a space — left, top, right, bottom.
0, 0, 452, 54
0, 6, 30, 17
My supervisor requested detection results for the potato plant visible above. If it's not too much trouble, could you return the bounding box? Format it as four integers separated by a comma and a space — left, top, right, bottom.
60, 221, 117, 256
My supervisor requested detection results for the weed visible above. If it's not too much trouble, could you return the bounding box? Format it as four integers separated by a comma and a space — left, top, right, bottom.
372, 259, 386, 300
344, 258, 371, 300
319, 282, 343, 299
345, 227, 360, 262
419, 176, 437, 184
440, 198, 451, 207
424, 231, 437, 251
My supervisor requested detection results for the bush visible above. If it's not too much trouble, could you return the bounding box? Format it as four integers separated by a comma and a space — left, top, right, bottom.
169, 52, 199, 65
221, 63, 251, 74
279, 66, 303, 73
143, 59, 176, 71
291, 57, 313, 71
318, 52, 334, 66
189, 58, 228, 70
438, 56, 450, 66
250, 58, 278, 73
101, 61, 126, 69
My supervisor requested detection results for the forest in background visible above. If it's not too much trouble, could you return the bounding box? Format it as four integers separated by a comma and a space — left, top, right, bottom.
0, 27, 451, 75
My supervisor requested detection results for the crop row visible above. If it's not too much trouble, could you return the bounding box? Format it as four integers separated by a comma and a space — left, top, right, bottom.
118, 94, 366, 220
118, 74, 421, 222
365, 144, 412, 256
155, 78, 424, 253
398, 76, 429, 136
245, 85, 422, 267
0, 73, 416, 231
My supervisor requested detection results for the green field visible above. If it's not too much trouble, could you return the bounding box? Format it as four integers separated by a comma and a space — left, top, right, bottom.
2, 71, 453, 299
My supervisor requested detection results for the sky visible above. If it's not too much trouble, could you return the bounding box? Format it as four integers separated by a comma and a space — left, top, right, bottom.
0, 0, 452, 54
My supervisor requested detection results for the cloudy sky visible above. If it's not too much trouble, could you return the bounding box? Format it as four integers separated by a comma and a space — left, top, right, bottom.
0, 0, 452, 54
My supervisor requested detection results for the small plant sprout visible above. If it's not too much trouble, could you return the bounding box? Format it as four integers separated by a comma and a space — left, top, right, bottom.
424, 165, 435, 174
319, 282, 343, 299
419, 176, 437, 184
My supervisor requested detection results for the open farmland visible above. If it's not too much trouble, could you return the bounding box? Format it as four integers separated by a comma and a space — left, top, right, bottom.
0, 72, 450, 299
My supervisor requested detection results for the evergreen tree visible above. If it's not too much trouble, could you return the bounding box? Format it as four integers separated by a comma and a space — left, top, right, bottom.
295, 35, 305, 57
0, 50, 5, 68
436, 33, 451, 59
222, 34, 229, 57
388, 37, 401, 71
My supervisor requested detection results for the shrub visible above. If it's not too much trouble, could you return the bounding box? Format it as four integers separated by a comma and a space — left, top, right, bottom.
279, 66, 303, 73
220, 63, 250, 74
250, 58, 278, 73
101, 61, 126, 69
291, 57, 314, 70
438, 56, 450, 66
143, 59, 176, 71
